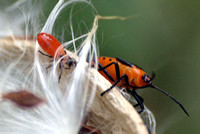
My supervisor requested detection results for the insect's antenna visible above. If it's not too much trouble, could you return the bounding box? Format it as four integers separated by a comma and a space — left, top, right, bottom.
150, 72, 156, 81
149, 84, 189, 117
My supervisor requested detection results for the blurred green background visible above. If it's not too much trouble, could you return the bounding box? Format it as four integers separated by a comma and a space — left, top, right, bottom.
4, 0, 199, 133
45, 0, 199, 134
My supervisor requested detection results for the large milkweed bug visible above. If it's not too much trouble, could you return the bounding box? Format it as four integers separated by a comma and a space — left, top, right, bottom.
98, 57, 189, 116
37, 33, 76, 82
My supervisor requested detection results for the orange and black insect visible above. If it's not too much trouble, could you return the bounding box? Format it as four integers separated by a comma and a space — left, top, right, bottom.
98, 57, 189, 116
37, 33, 76, 82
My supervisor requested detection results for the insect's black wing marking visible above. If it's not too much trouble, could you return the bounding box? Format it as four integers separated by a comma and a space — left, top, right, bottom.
116, 57, 133, 67
116, 57, 144, 70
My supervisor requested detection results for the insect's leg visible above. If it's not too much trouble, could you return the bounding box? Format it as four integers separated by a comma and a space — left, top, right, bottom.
58, 63, 63, 83
101, 74, 128, 96
98, 63, 114, 82
98, 62, 120, 78
121, 77, 144, 109
46, 63, 53, 73
38, 50, 52, 58
131, 90, 145, 113
121, 75, 144, 109
133, 95, 144, 108
126, 89, 144, 108
98, 61, 120, 82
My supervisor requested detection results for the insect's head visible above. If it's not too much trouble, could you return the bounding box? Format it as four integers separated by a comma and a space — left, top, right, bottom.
141, 72, 155, 86
62, 56, 77, 68
66, 57, 77, 68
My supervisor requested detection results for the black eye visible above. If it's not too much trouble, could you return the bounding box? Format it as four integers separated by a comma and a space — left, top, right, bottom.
142, 75, 149, 82
142, 75, 146, 80
142, 74, 152, 84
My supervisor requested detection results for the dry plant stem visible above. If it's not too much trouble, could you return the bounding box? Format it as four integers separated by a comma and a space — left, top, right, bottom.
0, 38, 148, 134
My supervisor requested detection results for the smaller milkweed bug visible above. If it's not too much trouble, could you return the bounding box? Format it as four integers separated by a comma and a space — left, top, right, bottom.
98, 57, 189, 116
37, 33, 76, 82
